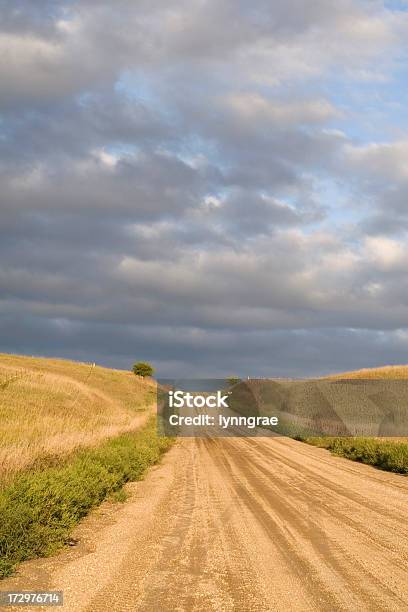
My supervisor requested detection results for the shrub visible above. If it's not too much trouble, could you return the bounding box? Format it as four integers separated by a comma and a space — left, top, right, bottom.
306, 436, 408, 474
132, 362, 154, 378
227, 376, 242, 386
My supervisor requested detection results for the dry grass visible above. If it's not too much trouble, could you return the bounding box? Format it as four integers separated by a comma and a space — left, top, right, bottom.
321, 365, 408, 445
241, 367, 408, 442
0, 353, 156, 482
325, 365, 408, 380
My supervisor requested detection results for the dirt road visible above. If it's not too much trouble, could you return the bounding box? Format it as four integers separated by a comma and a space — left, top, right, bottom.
3, 436, 408, 611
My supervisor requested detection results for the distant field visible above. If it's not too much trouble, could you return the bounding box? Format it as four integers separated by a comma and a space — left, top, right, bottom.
325, 365, 408, 380
229, 366, 408, 473
307, 365, 408, 472
235, 372, 408, 439
326, 364, 408, 441
0, 353, 156, 482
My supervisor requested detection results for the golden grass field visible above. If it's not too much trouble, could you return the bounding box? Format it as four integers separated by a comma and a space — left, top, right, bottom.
232, 366, 408, 441
323, 366, 408, 443
326, 365, 408, 379
1, 354, 408, 483
329, 368, 408, 440
0, 353, 156, 483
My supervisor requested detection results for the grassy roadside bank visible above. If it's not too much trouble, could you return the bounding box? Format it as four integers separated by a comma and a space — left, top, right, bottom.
304, 436, 408, 474
0, 417, 173, 579
0, 353, 156, 481
303, 365, 408, 474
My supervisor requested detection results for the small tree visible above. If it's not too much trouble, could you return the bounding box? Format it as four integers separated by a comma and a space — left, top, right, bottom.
227, 376, 241, 386
132, 362, 154, 378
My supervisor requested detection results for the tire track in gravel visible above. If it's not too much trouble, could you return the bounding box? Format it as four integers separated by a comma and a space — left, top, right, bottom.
3, 435, 408, 611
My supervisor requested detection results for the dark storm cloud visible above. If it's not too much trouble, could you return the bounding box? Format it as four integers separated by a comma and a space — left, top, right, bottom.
339, 141, 408, 235
0, 150, 218, 221
1, 0, 408, 375
0, 0, 66, 34
1, 311, 407, 378
0, 93, 171, 161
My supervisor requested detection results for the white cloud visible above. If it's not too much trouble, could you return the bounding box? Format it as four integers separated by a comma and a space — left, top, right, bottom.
345, 141, 408, 181
363, 236, 407, 269
223, 93, 338, 125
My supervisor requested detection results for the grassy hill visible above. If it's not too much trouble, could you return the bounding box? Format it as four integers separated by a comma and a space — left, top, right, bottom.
228, 366, 408, 473
0, 353, 156, 482
229, 366, 408, 439
308, 365, 408, 473
0, 353, 172, 579
325, 365, 408, 380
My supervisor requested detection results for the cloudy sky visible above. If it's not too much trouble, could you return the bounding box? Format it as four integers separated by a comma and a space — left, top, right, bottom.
1, 0, 408, 377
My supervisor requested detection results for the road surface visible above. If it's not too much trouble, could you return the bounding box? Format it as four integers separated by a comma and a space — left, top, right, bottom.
3, 436, 408, 611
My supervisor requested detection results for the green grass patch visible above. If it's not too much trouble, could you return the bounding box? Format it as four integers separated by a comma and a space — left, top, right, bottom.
305, 436, 408, 474
0, 418, 173, 579
109, 488, 128, 503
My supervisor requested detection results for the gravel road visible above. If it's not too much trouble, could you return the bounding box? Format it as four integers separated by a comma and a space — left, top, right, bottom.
3, 435, 408, 611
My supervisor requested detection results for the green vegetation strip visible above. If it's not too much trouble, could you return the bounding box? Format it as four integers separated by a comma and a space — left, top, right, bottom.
305, 437, 408, 474
0, 418, 173, 579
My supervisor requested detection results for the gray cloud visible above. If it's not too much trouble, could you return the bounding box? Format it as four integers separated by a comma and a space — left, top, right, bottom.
0, 0, 408, 376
